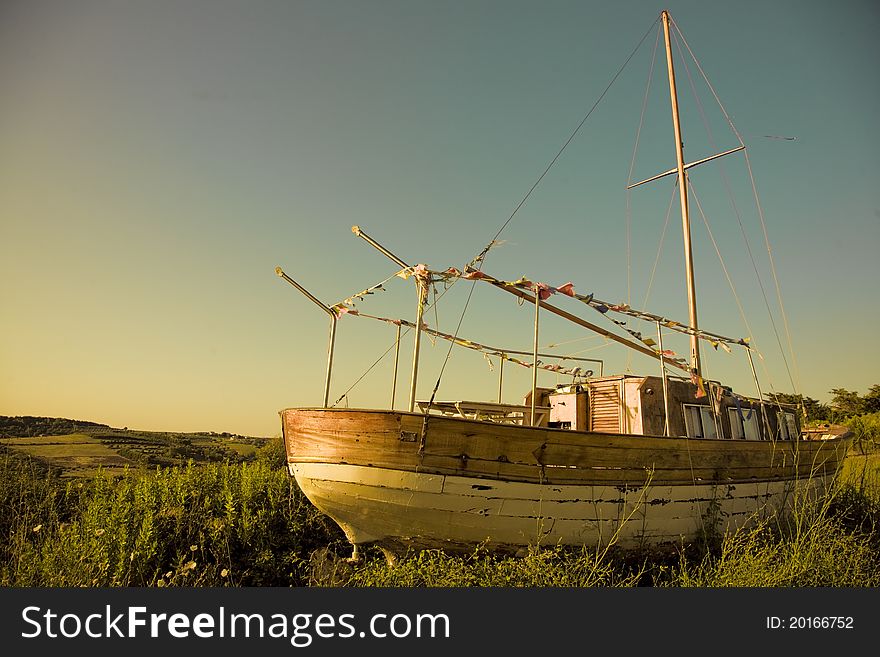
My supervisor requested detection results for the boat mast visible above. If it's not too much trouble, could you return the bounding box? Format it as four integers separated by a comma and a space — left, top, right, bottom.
661, 10, 702, 379
275, 267, 338, 407
530, 288, 540, 426
351, 225, 427, 413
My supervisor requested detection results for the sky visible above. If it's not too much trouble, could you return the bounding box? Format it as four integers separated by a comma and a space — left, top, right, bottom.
1, 0, 878, 437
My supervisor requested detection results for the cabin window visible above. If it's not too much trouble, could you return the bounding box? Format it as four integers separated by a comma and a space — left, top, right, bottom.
728, 407, 761, 440
683, 404, 718, 439
778, 411, 799, 440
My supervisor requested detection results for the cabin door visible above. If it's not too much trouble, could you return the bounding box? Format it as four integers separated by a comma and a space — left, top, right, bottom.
589, 381, 623, 433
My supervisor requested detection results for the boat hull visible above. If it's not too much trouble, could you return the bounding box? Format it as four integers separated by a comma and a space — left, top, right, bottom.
281, 408, 850, 553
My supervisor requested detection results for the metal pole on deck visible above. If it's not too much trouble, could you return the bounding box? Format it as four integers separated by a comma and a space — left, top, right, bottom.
530, 289, 540, 426
408, 279, 427, 412
745, 347, 773, 440
351, 225, 408, 269
323, 317, 337, 407
656, 321, 671, 437
275, 266, 338, 408
390, 323, 401, 409
498, 356, 504, 403
350, 226, 428, 414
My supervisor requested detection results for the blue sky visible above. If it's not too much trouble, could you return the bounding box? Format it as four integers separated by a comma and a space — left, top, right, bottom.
1, 0, 878, 436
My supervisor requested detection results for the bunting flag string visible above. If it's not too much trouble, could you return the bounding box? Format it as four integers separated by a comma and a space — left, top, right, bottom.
691, 368, 707, 398
330, 266, 422, 318
432, 267, 691, 368
431, 266, 748, 355
344, 310, 595, 379
396, 263, 430, 281
326, 263, 747, 382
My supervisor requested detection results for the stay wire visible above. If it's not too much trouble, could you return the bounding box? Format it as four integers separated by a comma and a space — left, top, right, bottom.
627, 23, 662, 301
330, 272, 460, 407
470, 14, 662, 267
625, 23, 662, 372
672, 19, 800, 394
640, 182, 678, 324
425, 16, 662, 408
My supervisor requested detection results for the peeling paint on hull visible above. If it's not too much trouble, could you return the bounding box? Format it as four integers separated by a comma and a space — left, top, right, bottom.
282, 408, 849, 554
291, 462, 832, 553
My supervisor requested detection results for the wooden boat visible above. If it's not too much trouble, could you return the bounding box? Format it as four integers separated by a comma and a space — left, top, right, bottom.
277, 11, 851, 558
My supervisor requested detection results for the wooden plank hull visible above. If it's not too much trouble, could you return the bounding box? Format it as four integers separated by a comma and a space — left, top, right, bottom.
281, 408, 850, 553
291, 462, 829, 552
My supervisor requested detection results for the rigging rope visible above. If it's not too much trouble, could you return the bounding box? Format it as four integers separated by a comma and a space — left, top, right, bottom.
627, 22, 663, 307
742, 149, 800, 393
419, 15, 663, 411
330, 329, 409, 408
432, 266, 747, 346
674, 28, 798, 400
329, 266, 411, 317
672, 18, 801, 396
687, 181, 758, 351
329, 265, 463, 406
469, 15, 663, 269
688, 182, 788, 420
543, 333, 608, 350
640, 180, 678, 312
348, 310, 598, 377
624, 23, 662, 372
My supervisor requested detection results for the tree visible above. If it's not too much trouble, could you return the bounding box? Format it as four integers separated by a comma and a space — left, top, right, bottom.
862, 384, 880, 414
766, 393, 829, 422
829, 388, 865, 417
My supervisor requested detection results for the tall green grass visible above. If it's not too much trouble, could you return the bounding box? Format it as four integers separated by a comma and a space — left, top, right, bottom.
0, 441, 346, 586
847, 411, 880, 454
660, 422, 880, 587
665, 485, 879, 587
341, 545, 647, 587
3, 431, 878, 588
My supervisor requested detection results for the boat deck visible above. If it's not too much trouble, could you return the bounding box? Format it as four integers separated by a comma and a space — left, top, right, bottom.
416, 400, 551, 425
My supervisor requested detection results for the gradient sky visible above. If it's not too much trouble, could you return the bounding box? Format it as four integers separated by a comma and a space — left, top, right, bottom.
2, 0, 878, 437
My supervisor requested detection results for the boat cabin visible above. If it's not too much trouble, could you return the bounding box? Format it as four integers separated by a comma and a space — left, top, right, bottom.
538, 375, 800, 440
425, 375, 800, 441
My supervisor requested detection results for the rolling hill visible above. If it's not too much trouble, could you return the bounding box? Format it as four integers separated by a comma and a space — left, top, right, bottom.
0, 415, 272, 477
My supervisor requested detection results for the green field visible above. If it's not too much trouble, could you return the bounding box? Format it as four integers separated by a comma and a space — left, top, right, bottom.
222, 441, 259, 458
2, 434, 101, 445
0, 417, 271, 477
0, 434, 135, 476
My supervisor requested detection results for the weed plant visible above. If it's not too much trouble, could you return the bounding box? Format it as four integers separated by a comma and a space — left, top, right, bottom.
3, 428, 878, 588
339, 544, 644, 587
0, 440, 346, 586
665, 485, 880, 586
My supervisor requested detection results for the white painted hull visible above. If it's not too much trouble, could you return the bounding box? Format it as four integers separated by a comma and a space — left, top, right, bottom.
291, 461, 832, 552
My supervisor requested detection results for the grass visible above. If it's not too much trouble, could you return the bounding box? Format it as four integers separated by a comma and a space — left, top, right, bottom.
663, 484, 880, 587
0, 443, 347, 587
337, 545, 648, 587
838, 452, 880, 490
844, 411, 880, 453
1, 416, 878, 588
